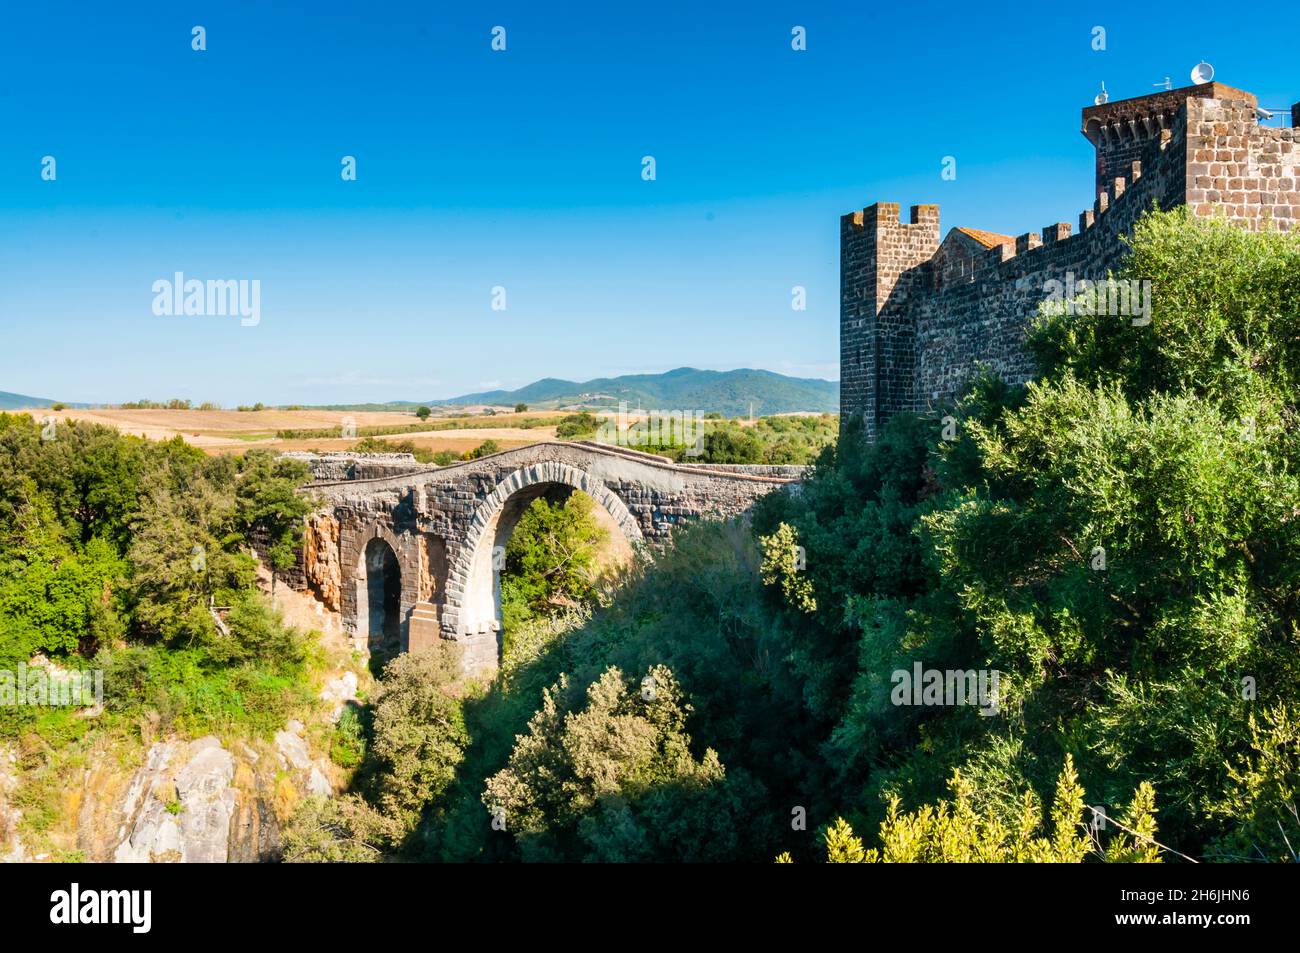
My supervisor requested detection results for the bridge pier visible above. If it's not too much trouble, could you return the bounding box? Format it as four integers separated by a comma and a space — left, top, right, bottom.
407, 601, 441, 653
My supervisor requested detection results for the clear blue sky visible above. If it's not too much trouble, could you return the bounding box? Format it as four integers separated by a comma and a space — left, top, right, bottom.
0, 1, 1295, 405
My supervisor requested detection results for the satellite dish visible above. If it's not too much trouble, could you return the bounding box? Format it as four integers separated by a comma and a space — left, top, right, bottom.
1095, 81, 1109, 106
1191, 61, 1214, 84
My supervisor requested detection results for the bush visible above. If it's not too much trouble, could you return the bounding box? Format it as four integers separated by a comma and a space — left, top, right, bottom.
464, 439, 501, 460
555, 413, 598, 439
366, 644, 470, 824
483, 665, 755, 861
792, 758, 1159, 863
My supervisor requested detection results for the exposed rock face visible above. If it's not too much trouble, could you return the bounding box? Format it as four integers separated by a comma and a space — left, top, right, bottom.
107, 726, 336, 863
0, 745, 26, 862
320, 671, 359, 722
304, 513, 342, 611
114, 737, 236, 863
275, 730, 312, 772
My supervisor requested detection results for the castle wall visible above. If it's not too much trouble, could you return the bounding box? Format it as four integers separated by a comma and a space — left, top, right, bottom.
840, 87, 1298, 436
1185, 97, 1300, 229
912, 119, 1187, 409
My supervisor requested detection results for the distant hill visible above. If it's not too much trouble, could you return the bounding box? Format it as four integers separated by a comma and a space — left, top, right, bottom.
0, 390, 82, 410
437, 368, 838, 416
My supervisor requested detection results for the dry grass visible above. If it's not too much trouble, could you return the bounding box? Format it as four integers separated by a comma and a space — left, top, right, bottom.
16, 408, 561, 456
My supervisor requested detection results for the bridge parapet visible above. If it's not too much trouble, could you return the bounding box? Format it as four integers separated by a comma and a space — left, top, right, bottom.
284, 451, 431, 483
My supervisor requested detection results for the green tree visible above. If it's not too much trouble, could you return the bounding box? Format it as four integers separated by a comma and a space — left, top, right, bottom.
759, 522, 816, 613
483, 665, 750, 861
415, 406, 432, 420
367, 645, 470, 825
500, 494, 607, 635
555, 412, 598, 439
701, 426, 763, 464
284, 643, 469, 860
464, 439, 501, 460
233, 450, 312, 593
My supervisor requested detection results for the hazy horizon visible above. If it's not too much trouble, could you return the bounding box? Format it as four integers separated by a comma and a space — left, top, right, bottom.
2, 363, 841, 408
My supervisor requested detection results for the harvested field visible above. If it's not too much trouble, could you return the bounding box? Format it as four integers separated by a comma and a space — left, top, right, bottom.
14, 407, 563, 455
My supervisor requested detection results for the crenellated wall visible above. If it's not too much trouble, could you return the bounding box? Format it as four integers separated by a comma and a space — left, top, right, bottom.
841, 83, 1298, 438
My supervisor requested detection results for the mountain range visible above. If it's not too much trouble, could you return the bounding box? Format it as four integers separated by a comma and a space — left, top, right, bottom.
0, 390, 82, 410
436, 367, 838, 416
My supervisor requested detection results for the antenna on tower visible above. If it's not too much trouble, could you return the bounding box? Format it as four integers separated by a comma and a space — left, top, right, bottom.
1153, 76, 1172, 91
1191, 60, 1215, 84
1094, 81, 1109, 106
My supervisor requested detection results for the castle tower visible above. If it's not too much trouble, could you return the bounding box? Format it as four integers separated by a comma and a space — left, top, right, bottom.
1081, 82, 1256, 197
839, 203, 940, 439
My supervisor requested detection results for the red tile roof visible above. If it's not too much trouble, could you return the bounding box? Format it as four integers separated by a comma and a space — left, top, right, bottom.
954, 227, 1014, 249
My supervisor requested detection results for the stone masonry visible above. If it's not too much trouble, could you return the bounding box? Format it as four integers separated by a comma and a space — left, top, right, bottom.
841, 81, 1300, 440
279, 442, 803, 676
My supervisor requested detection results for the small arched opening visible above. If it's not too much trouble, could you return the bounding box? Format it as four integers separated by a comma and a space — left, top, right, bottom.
358, 536, 402, 663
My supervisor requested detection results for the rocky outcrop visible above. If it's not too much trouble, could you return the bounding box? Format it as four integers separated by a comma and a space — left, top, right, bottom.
107, 724, 336, 863
0, 745, 26, 862
319, 671, 359, 722
304, 513, 343, 611
113, 737, 235, 863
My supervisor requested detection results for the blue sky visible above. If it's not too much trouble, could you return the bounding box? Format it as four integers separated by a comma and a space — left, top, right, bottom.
0, 1, 1295, 405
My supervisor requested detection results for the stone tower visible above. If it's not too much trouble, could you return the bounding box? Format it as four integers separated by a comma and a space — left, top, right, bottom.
840, 81, 1300, 440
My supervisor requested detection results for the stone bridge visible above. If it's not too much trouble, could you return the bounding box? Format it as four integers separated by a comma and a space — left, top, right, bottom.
283, 442, 804, 676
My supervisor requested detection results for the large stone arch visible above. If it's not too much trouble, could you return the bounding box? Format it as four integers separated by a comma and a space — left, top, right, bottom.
440, 461, 644, 671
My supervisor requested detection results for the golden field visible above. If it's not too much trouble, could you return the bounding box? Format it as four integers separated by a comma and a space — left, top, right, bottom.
15, 407, 566, 456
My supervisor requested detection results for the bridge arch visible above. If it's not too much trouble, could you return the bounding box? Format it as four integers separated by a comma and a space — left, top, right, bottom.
441, 461, 643, 668
347, 522, 418, 661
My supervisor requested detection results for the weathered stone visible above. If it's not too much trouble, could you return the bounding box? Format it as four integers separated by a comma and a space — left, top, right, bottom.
286, 442, 804, 679
302, 513, 342, 611
275, 730, 312, 772
319, 671, 359, 721
114, 736, 236, 864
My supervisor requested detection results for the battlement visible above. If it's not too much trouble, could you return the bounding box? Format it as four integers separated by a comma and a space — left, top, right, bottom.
1082, 83, 1254, 194
840, 81, 1299, 439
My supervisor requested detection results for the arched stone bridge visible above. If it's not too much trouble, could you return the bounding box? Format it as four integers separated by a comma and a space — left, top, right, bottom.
285, 442, 804, 676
